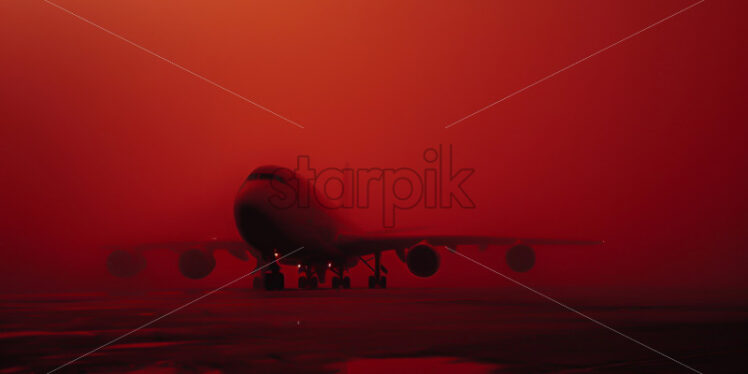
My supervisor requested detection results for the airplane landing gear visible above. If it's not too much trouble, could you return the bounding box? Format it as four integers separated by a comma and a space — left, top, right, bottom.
298, 276, 318, 289
264, 263, 284, 291
298, 265, 319, 289
367, 275, 386, 288
298, 276, 307, 289
265, 272, 284, 290
330, 262, 351, 289
332, 275, 351, 289
365, 252, 387, 289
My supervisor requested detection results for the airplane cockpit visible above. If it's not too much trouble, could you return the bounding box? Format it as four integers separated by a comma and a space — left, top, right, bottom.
246, 166, 294, 185
246, 172, 287, 183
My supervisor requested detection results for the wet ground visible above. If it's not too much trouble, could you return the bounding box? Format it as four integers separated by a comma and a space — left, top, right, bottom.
1, 288, 746, 373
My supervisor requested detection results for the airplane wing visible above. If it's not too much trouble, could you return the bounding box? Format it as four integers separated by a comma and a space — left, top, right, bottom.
105, 239, 252, 279
334, 231, 603, 273
334, 232, 603, 254
106, 239, 250, 260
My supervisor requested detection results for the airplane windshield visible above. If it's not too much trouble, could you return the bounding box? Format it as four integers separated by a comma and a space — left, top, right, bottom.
247, 173, 287, 184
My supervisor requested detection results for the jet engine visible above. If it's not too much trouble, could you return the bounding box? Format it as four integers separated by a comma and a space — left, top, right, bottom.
178, 249, 216, 279
406, 244, 440, 277
106, 250, 146, 278
506, 244, 535, 272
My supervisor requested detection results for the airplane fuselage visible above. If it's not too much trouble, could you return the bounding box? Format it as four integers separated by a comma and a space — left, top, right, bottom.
233, 165, 345, 266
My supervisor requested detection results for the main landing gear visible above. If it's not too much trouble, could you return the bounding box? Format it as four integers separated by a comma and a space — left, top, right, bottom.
261, 256, 385, 291
298, 274, 318, 289
297, 263, 350, 289
329, 263, 351, 289
298, 264, 320, 289
332, 276, 351, 289
363, 252, 387, 289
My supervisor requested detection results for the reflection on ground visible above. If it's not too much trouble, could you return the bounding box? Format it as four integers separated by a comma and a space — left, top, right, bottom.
337, 357, 498, 373
1, 288, 746, 373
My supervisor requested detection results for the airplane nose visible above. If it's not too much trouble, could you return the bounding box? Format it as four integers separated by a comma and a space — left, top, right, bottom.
233, 183, 264, 236
233, 187, 287, 261
234, 203, 269, 257
234, 180, 260, 205
233, 179, 271, 215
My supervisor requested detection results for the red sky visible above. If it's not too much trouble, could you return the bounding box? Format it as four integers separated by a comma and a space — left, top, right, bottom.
1, 0, 746, 300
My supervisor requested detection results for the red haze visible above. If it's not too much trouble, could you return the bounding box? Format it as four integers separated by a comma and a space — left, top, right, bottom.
0, 0, 746, 302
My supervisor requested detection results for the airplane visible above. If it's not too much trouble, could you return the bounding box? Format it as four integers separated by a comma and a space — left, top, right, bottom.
106, 165, 603, 290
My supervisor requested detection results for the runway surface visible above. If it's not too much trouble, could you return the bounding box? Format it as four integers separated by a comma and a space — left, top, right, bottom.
1, 288, 746, 373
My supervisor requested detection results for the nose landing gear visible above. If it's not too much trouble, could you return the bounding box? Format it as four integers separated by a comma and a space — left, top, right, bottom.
261, 263, 284, 291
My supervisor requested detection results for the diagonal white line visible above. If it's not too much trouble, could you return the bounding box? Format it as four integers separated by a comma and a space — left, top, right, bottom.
47, 246, 305, 374
444, 246, 703, 374
42, 0, 305, 129
445, 0, 705, 129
